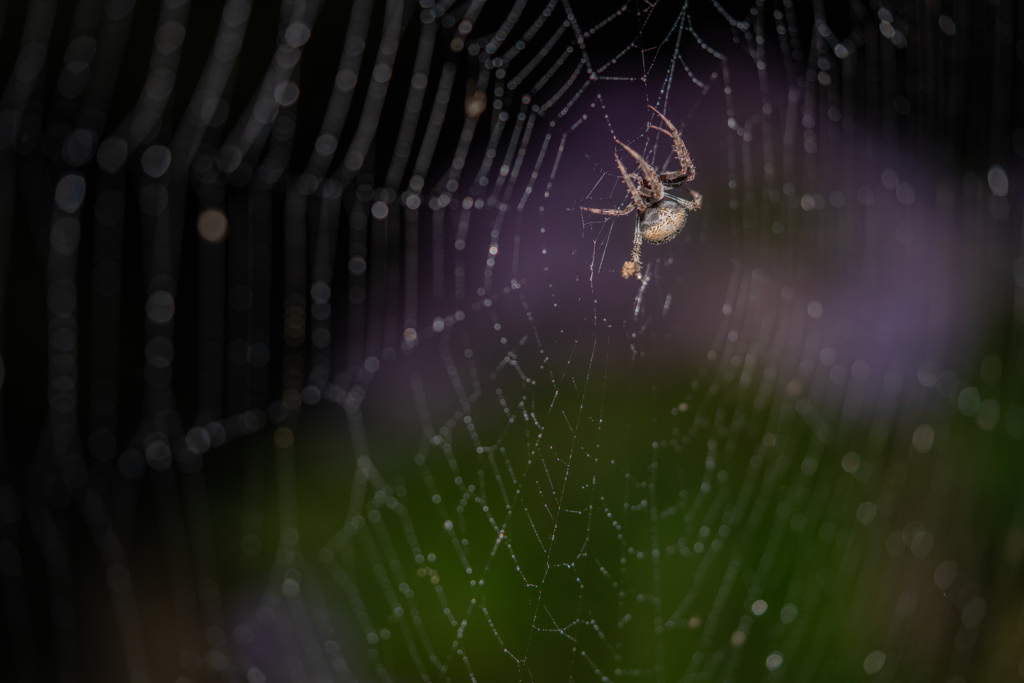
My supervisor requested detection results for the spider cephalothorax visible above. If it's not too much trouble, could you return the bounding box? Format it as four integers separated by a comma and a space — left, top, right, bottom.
583, 107, 702, 279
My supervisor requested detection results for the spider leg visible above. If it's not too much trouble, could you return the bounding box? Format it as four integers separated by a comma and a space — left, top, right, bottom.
678, 188, 702, 211
582, 156, 648, 218
582, 205, 635, 216
613, 152, 649, 212
649, 106, 696, 183
660, 177, 688, 191
632, 173, 656, 197
615, 138, 664, 201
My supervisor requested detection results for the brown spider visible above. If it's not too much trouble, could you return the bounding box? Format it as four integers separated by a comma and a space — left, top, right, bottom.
583, 107, 702, 280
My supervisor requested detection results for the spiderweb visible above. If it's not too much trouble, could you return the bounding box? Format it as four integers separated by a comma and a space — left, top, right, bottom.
2, 0, 1024, 682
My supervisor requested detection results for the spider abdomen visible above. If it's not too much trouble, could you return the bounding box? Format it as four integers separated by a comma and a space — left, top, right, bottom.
639, 195, 689, 244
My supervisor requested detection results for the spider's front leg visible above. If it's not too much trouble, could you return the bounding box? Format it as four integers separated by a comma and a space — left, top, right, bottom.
584, 153, 649, 216
649, 107, 695, 184
613, 152, 650, 211
615, 138, 665, 201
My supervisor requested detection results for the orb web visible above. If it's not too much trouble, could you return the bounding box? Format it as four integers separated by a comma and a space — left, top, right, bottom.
1, 1, 1022, 683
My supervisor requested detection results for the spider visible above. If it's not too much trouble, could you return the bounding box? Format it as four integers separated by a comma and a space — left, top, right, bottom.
583, 107, 702, 280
